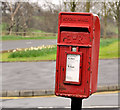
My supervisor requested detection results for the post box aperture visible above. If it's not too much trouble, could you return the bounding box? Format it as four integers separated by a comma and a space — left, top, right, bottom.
55, 12, 100, 98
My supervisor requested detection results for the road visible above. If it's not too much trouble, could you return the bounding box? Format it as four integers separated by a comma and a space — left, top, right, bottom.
2, 59, 118, 91
1, 108, 119, 110
1, 92, 119, 109
1, 39, 57, 51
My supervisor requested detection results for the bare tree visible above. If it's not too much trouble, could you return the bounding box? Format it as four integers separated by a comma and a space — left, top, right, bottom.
110, 1, 120, 38
118, 1, 120, 38
101, 2, 111, 38
7, 2, 21, 35
1, 2, 11, 29
69, 0, 77, 12
62, 0, 80, 12
20, 2, 34, 35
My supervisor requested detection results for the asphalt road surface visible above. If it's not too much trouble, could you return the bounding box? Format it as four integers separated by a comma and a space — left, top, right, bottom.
1, 108, 120, 110
2, 59, 118, 91
1, 39, 57, 51
1, 92, 119, 108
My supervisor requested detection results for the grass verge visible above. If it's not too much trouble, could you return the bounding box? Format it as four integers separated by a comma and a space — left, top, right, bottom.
2, 35, 57, 40
1, 53, 56, 62
8, 46, 57, 58
1, 45, 57, 62
99, 41, 118, 59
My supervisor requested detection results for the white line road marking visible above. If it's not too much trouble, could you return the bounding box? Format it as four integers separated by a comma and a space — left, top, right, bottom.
38, 107, 54, 109
82, 106, 120, 108
38, 106, 120, 109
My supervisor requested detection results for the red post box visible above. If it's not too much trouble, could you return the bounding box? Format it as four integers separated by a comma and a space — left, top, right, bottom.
55, 12, 100, 98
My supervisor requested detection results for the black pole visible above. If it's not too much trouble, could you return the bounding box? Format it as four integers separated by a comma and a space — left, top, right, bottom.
71, 98, 82, 110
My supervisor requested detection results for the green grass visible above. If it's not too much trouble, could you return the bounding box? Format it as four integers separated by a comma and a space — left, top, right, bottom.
0, 38, 119, 62
99, 38, 119, 58
99, 41, 118, 59
1, 53, 56, 62
2, 35, 57, 40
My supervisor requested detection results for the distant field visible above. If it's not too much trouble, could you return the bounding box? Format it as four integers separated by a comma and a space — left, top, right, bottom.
0, 38, 119, 62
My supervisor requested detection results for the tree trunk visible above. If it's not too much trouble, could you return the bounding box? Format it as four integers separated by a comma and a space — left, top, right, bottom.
86, 1, 90, 12
23, 30, 26, 36
64, 2, 67, 12
9, 16, 14, 35
103, 16, 107, 39
15, 16, 20, 35
118, 1, 120, 38
118, 18, 120, 38
70, 2, 76, 12
103, 2, 107, 39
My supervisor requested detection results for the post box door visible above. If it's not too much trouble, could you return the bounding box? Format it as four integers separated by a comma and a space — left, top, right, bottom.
58, 45, 91, 98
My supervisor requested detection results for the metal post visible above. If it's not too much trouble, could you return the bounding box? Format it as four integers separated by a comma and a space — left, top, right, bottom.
71, 98, 82, 110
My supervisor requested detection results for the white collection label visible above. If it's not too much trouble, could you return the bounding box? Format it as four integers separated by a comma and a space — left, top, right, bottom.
65, 54, 80, 82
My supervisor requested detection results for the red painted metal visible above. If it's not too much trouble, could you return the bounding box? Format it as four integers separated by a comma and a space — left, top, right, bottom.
55, 12, 100, 98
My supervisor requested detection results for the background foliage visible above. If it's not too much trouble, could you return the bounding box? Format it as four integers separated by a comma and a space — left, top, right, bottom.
1, 1, 120, 38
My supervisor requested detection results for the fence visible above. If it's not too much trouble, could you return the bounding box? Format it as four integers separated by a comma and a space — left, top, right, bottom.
2, 31, 118, 38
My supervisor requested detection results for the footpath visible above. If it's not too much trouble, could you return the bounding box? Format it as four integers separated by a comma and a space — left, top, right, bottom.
1, 59, 119, 97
